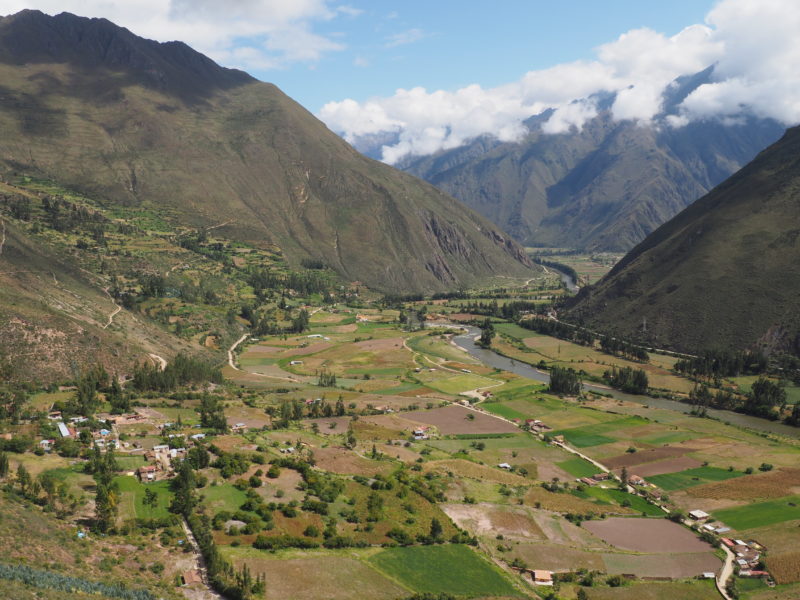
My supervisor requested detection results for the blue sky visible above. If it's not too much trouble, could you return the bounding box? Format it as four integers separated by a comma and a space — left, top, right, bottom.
264, 1, 716, 112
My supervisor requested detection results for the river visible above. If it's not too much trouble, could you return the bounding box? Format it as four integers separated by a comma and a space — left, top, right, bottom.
451, 326, 799, 439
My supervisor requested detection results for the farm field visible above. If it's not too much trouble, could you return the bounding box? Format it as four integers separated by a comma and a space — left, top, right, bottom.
585, 580, 720, 600
404, 404, 519, 434
557, 456, 601, 478
223, 547, 408, 600
713, 496, 800, 530
114, 476, 172, 520
648, 466, 744, 491
367, 544, 521, 597
582, 518, 715, 553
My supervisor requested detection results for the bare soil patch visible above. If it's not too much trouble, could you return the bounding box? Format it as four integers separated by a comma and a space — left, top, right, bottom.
441, 503, 545, 539
354, 337, 405, 352
582, 518, 712, 553
602, 552, 721, 578
604, 446, 692, 469
404, 404, 519, 435
313, 446, 393, 477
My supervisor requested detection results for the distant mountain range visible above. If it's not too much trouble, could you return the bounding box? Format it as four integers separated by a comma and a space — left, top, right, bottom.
0, 9, 534, 294
565, 125, 800, 355
378, 70, 785, 252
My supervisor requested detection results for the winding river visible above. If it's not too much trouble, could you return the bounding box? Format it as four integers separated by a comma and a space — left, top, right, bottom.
451, 326, 800, 439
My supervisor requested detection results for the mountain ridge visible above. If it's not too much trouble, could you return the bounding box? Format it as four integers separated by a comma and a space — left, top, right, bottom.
565, 125, 800, 355
396, 76, 784, 252
0, 10, 534, 294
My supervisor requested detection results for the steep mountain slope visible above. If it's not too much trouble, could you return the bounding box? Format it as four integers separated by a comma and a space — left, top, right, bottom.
401, 80, 784, 252
0, 10, 533, 294
565, 126, 800, 355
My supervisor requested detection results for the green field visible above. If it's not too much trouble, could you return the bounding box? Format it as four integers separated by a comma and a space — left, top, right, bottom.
426, 374, 501, 395
201, 482, 249, 513
557, 457, 601, 478
367, 544, 520, 597
552, 416, 649, 448
482, 402, 528, 421
714, 496, 800, 530
648, 467, 744, 491
114, 476, 173, 520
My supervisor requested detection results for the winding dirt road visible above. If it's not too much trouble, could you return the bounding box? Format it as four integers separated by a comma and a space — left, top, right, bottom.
0, 217, 5, 257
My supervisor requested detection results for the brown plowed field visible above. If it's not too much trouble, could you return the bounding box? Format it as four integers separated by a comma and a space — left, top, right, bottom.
582, 518, 713, 553
604, 446, 692, 469
623, 456, 703, 478
404, 405, 519, 434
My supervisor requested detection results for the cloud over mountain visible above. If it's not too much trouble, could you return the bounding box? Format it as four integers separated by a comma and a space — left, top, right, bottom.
319, 0, 800, 163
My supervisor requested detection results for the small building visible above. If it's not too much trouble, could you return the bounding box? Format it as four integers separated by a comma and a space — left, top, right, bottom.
98, 429, 111, 437
689, 509, 710, 521
532, 570, 553, 586
720, 537, 736, 548
702, 572, 716, 579
498, 463, 512, 470
138, 465, 158, 482
190, 433, 206, 440
628, 475, 645, 486
579, 477, 597, 486
47, 411, 62, 420
593, 472, 610, 481
231, 423, 248, 434
552, 435, 565, 444
57, 422, 72, 438
39, 439, 54, 451
70, 416, 88, 424
289, 360, 303, 365
153, 444, 170, 452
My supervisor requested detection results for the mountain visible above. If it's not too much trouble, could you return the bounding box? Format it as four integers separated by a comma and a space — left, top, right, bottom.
0, 10, 533, 294
398, 73, 784, 252
564, 125, 800, 355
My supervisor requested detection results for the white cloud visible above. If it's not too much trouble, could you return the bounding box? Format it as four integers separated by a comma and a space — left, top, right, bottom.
353, 55, 369, 67
1, 0, 347, 70
320, 0, 800, 163
385, 28, 425, 48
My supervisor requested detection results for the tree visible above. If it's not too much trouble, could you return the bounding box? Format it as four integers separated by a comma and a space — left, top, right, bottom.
430, 518, 443, 541
0, 451, 8, 478
619, 466, 629, 490
16, 463, 31, 494
94, 482, 118, 532
478, 318, 495, 348
548, 366, 582, 396
170, 460, 197, 516
577, 588, 588, 600
143, 488, 159, 513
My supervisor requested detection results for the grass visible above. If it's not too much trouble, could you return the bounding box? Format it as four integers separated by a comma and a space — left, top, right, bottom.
113, 476, 173, 520
648, 467, 744, 491
482, 402, 528, 421
426, 374, 501, 395
552, 416, 649, 448
713, 496, 800, 530
367, 544, 520, 597
577, 487, 664, 516
557, 457, 601, 479
201, 482, 249, 513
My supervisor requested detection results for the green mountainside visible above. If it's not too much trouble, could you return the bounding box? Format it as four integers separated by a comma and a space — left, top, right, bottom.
0, 10, 533, 295
565, 125, 800, 355
401, 84, 784, 252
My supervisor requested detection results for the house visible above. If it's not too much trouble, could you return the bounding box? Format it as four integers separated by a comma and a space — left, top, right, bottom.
70, 416, 88, 424
532, 570, 553, 586
498, 463, 512, 470
190, 433, 206, 441
289, 360, 303, 365
182, 569, 203, 586
153, 444, 170, 452
552, 435, 565, 444
689, 509, 710, 521
280, 446, 296, 454
231, 423, 248, 434
39, 439, 54, 451
98, 429, 111, 437
628, 475, 645, 486
702, 572, 716, 579
47, 411, 62, 420
57, 422, 72, 438
579, 477, 597, 486
138, 465, 158, 482
593, 472, 610, 481
721, 538, 736, 548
